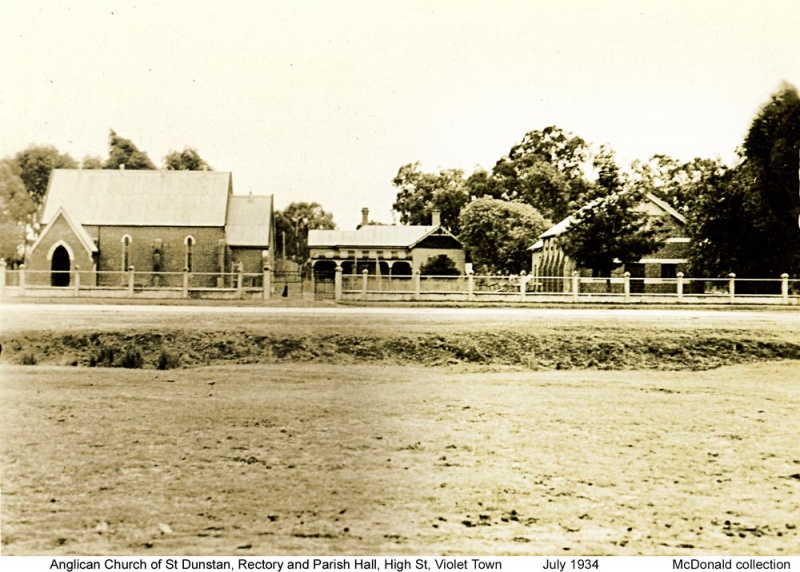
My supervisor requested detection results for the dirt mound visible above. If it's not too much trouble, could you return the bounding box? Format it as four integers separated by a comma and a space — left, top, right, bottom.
2, 327, 799, 370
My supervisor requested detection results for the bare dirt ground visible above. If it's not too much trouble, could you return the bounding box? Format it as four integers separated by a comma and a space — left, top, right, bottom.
1, 304, 798, 556
1, 362, 799, 556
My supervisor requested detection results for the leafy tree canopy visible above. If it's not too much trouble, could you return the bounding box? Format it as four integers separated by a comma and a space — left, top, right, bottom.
458, 197, 550, 274
392, 162, 470, 234
560, 150, 661, 277
81, 155, 104, 169
15, 145, 77, 205
490, 126, 593, 221
275, 202, 336, 264
164, 147, 213, 171
104, 129, 156, 170
685, 83, 800, 277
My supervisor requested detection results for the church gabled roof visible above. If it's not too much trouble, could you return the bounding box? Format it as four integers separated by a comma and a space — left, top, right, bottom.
41, 169, 234, 227
30, 206, 98, 256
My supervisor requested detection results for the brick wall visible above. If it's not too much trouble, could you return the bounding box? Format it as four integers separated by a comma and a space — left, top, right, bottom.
95, 226, 226, 275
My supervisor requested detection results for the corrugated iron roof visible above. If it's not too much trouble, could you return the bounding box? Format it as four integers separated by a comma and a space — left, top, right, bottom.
41, 169, 233, 227
226, 195, 272, 246
309, 225, 436, 248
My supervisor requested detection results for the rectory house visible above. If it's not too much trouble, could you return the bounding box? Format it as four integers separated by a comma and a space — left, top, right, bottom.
308, 208, 465, 276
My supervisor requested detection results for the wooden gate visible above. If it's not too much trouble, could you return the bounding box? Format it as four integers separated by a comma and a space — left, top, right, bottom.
314, 270, 336, 300
273, 270, 305, 298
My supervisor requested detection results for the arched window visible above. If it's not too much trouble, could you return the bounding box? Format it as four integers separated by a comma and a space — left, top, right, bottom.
184, 236, 195, 272
121, 235, 132, 272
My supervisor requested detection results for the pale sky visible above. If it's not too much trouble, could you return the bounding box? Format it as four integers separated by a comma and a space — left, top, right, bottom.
1, 1, 799, 230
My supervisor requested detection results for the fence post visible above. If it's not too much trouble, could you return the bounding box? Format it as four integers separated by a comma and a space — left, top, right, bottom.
263, 265, 271, 301
728, 273, 736, 304
414, 269, 421, 301
467, 270, 474, 302
182, 267, 189, 298
237, 263, 244, 299
73, 264, 80, 296
519, 270, 527, 301
127, 266, 135, 297
334, 266, 343, 301
361, 269, 369, 299
676, 272, 684, 302
781, 273, 789, 304
0, 259, 6, 298
571, 271, 579, 302
623, 271, 631, 303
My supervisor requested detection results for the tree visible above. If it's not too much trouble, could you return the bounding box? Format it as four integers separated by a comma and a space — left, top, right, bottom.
15, 145, 77, 206
629, 154, 724, 214
391, 162, 470, 233
490, 126, 593, 221
81, 155, 104, 169
0, 158, 36, 263
740, 82, 800, 276
276, 202, 336, 264
458, 197, 550, 274
560, 150, 661, 278
104, 130, 156, 170
164, 147, 212, 171
685, 83, 800, 278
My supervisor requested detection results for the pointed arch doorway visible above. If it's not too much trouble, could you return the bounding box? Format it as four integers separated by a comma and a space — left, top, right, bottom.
51, 244, 71, 287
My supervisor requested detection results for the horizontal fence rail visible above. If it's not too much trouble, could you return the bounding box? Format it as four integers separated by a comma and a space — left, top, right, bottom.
1, 262, 798, 305
337, 269, 800, 305
0, 264, 274, 301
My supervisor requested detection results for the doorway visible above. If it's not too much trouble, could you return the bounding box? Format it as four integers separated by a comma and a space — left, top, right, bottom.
51, 245, 71, 287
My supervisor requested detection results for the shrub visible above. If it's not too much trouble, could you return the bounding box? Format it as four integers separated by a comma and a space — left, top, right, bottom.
94, 345, 117, 367
120, 346, 144, 369
20, 352, 37, 365
157, 348, 180, 370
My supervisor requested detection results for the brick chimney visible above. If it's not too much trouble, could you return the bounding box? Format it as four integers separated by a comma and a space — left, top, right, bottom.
431, 209, 441, 226
361, 207, 369, 228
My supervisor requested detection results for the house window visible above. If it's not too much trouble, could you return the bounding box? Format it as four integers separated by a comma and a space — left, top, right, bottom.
121, 235, 132, 271
184, 236, 195, 272
661, 264, 677, 279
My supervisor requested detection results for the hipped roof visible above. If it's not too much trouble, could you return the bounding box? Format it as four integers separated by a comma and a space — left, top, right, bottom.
309, 225, 447, 249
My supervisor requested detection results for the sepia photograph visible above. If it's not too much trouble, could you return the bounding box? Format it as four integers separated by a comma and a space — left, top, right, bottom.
0, 0, 798, 562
